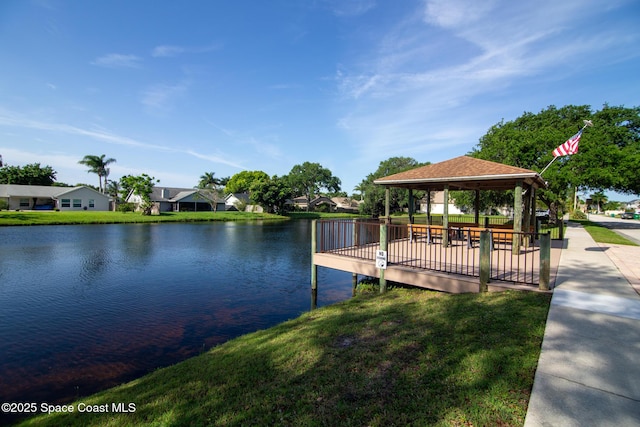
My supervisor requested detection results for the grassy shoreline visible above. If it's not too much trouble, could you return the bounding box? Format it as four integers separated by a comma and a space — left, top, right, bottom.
18, 289, 551, 426
0, 210, 287, 226
0, 211, 367, 226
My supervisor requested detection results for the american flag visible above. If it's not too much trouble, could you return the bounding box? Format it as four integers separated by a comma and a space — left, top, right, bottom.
552, 129, 582, 157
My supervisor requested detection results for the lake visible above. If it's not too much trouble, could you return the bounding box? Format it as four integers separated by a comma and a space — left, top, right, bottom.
0, 220, 353, 407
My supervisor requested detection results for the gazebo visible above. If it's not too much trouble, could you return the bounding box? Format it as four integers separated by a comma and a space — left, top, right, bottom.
310, 156, 553, 305
373, 156, 547, 250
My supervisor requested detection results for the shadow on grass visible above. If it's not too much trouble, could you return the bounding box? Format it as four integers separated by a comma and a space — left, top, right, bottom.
19, 290, 550, 427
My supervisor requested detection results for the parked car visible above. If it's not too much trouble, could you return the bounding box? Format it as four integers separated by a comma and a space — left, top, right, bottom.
620, 212, 634, 219
536, 209, 549, 223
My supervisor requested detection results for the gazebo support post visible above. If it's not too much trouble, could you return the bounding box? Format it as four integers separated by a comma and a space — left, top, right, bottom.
523, 186, 531, 246
474, 190, 480, 226
426, 191, 431, 225
531, 188, 537, 234
443, 185, 449, 247
513, 180, 523, 255
384, 187, 390, 224
408, 189, 414, 224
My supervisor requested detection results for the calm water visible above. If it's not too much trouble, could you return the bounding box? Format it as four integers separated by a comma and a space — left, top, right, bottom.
0, 221, 352, 407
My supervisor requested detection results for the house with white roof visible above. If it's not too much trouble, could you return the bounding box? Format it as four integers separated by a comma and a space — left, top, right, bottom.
0, 184, 110, 211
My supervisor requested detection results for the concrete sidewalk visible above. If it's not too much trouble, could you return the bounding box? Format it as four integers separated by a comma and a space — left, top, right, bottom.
524, 222, 640, 426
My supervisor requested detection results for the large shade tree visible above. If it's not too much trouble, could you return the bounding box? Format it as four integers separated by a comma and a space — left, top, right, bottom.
225, 170, 269, 194
287, 162, 341, 211
469, 104, 640, 220
78, 154, 116, 193
249, 175, 292, 214
120, 174, 159, 215
0, 163, 57, 185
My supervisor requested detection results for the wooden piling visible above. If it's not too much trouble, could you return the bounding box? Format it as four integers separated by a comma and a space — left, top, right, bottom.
513, 179, 523, 255
539, 233, 551, 291
352, 273, 358, 297
379, 223, 388, 293
311, 219, 318, 309
479, 230, 490, 292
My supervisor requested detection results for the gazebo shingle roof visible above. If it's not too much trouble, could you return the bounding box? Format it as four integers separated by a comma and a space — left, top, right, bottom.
373, 156, 546, 191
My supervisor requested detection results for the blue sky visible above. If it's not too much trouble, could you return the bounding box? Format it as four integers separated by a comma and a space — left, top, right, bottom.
1, 0, 639, 201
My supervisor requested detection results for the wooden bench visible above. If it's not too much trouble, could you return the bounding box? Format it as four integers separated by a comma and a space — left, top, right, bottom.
408, 224, 473, 244
463, 227, 522, 249
489, 223, 513, 230
407, 224, 444, 243
450, 226, 490, 248
410, 223, 533, 248
490, 229, 517, 245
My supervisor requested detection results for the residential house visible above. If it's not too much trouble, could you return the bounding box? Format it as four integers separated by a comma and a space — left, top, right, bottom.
0, 184, 110, 211
418, 191, 513, 216
224, 193, 264, 212
331, 197, 362, 213
289, 196, 337, 211
125, 187, 225, 212
418, 191, 464, 215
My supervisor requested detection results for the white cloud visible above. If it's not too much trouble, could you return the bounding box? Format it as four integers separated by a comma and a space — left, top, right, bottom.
333, 0, 637, 162
91, 53, 142, 68
151, 43, 222, 58
151, 45, 186, 57
0, 111, 159, 150
185, 150, 244, 170
268, 83, 302, 90
0, 111, 250, 185
141, 82, 188, 113
329, 0, 376, 17
204, 119, 285, 162
423, 0, 496, 28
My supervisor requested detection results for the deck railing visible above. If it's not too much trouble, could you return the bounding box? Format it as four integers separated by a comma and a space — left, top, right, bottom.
316, 219, 548, 287
316, 218, 380, 259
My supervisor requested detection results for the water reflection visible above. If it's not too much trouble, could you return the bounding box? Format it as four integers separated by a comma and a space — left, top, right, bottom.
0, 221, 352, 409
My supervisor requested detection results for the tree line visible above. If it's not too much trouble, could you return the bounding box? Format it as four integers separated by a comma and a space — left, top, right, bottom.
355, 104, 640, 218
2, 104, 638, 216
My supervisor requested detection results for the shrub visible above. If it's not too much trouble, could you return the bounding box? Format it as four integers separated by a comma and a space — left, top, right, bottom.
570, 209, 587, 220
117, 202, 136, 212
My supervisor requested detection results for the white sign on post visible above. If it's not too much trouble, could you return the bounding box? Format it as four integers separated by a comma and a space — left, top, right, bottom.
376, 250, 388, 270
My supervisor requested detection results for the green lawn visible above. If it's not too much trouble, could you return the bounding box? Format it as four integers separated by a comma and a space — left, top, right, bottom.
19, 289, 551, 427
572, 219, 638, 246
0, 210, 286, 226
285, 212, 364, 219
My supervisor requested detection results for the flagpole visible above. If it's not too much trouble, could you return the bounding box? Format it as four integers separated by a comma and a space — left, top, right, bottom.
539, 156, 558, 176
539, 120, 593, 177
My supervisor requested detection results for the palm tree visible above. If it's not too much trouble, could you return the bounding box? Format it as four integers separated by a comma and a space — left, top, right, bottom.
195, 172, 222, 212
590, 191, 608, 214
78, 154, 116, 193
353, 182, 366, 201
198, 172, 220, 188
